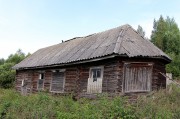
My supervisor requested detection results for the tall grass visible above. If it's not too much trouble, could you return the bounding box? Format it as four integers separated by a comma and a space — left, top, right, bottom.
135, 85, 180, 119
0, 85, 179, 119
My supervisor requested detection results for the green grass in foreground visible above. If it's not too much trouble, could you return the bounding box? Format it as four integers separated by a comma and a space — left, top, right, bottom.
0, 85, 179, 119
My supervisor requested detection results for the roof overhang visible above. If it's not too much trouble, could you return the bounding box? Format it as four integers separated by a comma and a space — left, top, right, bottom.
14, 54, 119, 70
14, 54, 171, 70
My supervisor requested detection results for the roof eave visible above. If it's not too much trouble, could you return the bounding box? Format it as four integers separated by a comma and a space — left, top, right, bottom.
14, 54, 171, 70
14, 54, 119, 70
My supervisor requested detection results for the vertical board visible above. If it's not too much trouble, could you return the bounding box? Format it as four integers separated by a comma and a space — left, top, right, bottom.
87, 77, 103, 93
124, 63, 152, 93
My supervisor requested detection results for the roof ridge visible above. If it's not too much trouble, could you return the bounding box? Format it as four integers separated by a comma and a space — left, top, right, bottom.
113, 25, 131, 54
61, 24, 130, 44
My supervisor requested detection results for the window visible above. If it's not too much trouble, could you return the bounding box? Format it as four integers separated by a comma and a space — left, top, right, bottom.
37, 73, 45, 90
91, 68, 101, 82
51, 70, 65, 93
123, 63, 153, 93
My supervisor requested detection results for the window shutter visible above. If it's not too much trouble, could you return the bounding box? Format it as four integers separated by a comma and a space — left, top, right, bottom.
51, 72, 65, 92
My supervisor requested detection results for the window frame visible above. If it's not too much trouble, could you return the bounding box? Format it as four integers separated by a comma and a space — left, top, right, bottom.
89, 66, 103, 80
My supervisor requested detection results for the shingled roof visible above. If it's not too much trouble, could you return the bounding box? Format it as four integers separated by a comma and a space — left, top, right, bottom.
13, 24, 171, 69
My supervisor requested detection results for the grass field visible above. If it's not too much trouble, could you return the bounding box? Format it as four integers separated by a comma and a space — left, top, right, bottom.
0, 85, 179, 119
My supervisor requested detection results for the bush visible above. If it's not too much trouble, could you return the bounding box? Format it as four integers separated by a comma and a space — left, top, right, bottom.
0, 49, 30, 88
0, 63, 15, 88
0, 85, 179, 119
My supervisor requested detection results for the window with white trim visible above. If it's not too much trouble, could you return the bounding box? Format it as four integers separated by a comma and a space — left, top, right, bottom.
37, 73, 45, 90
90, 68, 102, 82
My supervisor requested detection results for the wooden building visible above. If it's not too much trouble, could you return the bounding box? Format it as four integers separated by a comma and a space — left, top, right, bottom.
13, 24, 171, 96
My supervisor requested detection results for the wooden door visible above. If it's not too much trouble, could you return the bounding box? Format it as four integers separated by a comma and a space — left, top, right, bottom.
123, 63, 153, 93
87, 67, 103, 93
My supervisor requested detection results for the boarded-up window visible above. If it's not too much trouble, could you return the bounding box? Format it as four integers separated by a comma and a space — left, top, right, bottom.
51, 71, 65, 92
37, 73, 44, 90
123, 63, 153, 93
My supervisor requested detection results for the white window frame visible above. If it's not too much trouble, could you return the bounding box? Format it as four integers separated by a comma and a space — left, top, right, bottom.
50, 69, 66, 93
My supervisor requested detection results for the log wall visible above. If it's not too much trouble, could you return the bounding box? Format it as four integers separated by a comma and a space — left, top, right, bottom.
15, 70, 33, 94
15, 57, 167, 96
64, 68, 78, 93
152, 61, 166, 90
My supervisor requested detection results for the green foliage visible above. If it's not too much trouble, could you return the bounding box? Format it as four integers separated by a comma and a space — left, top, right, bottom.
0, 85, 179, 119
0, 89, 137, 119
151, 15, 180, 79
0, 63, 15, 88
0, 49, 30, 88
0, 59, 5, 65
151, 16, 180, 54
6, 49, 26, 64
166, 53, 180, 79
135, 84, 180, 119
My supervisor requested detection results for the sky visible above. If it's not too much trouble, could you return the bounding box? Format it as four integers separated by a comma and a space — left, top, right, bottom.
0, 0, 180, 59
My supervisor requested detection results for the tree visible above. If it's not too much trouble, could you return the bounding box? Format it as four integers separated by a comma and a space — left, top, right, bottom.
0, 58, 5, 65
151, 16, 180, 54
0, 49, 29, 88
6, 49, 26, 64
151, 15, 180, 79
166, 53, 180, 79
137, 25, 145, 38
0, 63, 15, 88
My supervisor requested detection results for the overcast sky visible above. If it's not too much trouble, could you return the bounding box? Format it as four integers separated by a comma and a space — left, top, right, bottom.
0, 0, 180, 59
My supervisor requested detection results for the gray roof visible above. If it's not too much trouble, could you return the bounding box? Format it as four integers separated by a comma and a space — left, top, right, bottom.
13, 24, 171, 69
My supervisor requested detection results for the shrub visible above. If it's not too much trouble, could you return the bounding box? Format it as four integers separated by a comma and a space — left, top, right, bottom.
0, 85, 179, 119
